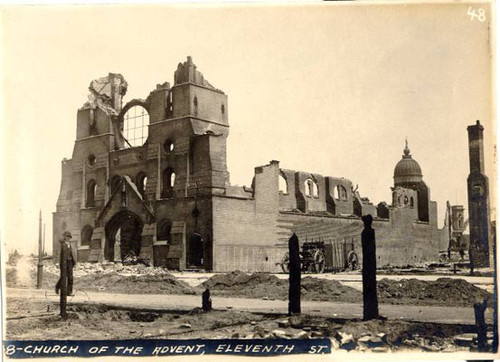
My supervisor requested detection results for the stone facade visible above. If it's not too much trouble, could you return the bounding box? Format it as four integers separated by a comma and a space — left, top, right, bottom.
54, 57, 446, 271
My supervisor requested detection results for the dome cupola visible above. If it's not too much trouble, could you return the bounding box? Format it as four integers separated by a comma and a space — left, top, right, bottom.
393, 139, 423, 187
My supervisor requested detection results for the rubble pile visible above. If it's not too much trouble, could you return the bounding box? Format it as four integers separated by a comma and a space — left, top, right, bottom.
74, 272, 196, 295
21, 261, 195, 295
200, 271, 361, 302
377, 278, 493, 307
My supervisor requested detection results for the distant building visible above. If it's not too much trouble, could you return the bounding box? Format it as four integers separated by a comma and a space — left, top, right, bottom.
467, 120, 492, 267
53, 57, 446, 271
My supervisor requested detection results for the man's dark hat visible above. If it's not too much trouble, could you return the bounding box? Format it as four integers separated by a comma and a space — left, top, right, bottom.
63, 231, 72, 238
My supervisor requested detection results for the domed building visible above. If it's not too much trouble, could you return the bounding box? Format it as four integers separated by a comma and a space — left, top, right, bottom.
394, 140, 423, 188
54, 58, 444, 272
391, 140, 431, 222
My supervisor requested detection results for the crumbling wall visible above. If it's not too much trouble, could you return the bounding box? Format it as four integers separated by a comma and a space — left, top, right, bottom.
277, 211, 445, 267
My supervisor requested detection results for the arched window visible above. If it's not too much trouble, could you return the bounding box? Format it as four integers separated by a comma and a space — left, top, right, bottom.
157, 218, 172, 242
304, 178, 318, 198
123, 105, 149, 147
86, 179, 97, 207
312, 182, 319, 198
136, 172, 147, 199
410, 197, 414, 208
81, 225, 93, 247
162, 168, 175, 198
304, 179, 312, 197
404, 196, 409, 205
110, 175, 121, 195
339, 185, 347, 200
279, 173, 288, 194
333, 185, 340, 199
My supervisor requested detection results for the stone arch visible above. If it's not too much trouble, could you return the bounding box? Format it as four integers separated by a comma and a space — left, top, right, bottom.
338, 185, 348, 200
157, 218, 172, 242
86, 179, 97, 207
188, 233, 204, 268
136, 172, 147, 199
162, 168, 175, 198
118, 99, 150, 147
279, 173, 288, 194
104, 210, 144, 261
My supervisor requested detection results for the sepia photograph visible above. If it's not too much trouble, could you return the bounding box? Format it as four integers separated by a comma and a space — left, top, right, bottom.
0, 1, 497, 359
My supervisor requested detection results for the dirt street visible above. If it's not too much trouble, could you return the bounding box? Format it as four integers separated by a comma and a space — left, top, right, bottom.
4, 257, 496, 353
5, 296, 488, 353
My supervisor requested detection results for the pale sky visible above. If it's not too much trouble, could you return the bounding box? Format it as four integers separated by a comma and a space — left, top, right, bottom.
0, 3, 495, 255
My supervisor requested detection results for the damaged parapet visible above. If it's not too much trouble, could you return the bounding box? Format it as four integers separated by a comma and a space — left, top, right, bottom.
77, 73, 129, 149
81, 73, 128, 115
174, 56, 216, 89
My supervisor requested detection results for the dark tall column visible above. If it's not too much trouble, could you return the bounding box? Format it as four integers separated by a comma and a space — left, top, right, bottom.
467, 120, 491, 267
202, 288, 212, 312
474, 298, 488, 352
288, 233, 301, 315
361, 215, 379, 320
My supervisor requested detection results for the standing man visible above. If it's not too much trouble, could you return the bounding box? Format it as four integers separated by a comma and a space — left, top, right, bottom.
55, 231, 76, 296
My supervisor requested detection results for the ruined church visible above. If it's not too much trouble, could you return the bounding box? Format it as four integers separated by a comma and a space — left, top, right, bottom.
53, 57, 447, 271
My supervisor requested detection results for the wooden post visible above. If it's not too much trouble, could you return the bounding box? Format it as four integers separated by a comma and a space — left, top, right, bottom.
474, 298, 488, 351
288, 233, 301, 315
60, 241, 68, 319
202, 288, 212, 312
361, 215, 379, 320
36, 210, 43, 289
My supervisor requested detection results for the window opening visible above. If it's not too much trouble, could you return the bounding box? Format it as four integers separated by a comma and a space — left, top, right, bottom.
88, 154, 96, 167
86, 179, 97, 208
312, 182, 319, 198
339, 185, 347, 200
136, 173, 147, 198
81, 225, 93, 247
279, 174, 288, 194
164, 139, 175, 153
162, 168, 175, 198
123, 105, 149, 147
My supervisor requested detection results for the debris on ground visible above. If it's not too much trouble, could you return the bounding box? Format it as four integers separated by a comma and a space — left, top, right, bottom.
7, 258, 195, 295
200, 271, 361, 302
377, 278, 493, 307
6, 258, 494, 307
5, 297, 495, 352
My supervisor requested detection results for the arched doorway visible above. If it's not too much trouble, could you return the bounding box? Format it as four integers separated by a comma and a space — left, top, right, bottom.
188, 234, 204, 268
104, 211, 144, 261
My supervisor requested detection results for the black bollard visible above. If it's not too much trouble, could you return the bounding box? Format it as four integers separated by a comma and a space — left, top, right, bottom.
288, 233, 301, 315
202, 288, 212, 312
474, 298, 488, 351
361, 215, 379, 320
59, 241, 68, 320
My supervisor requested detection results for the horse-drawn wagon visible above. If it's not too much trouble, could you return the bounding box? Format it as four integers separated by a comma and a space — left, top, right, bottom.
278, 236, 360, 273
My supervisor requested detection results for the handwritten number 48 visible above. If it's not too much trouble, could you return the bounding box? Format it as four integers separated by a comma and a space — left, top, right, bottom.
468, 6, 486, 22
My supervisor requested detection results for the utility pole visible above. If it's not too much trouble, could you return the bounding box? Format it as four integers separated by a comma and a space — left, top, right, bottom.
36, 210, 43, 289
42, 223, 46, 257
